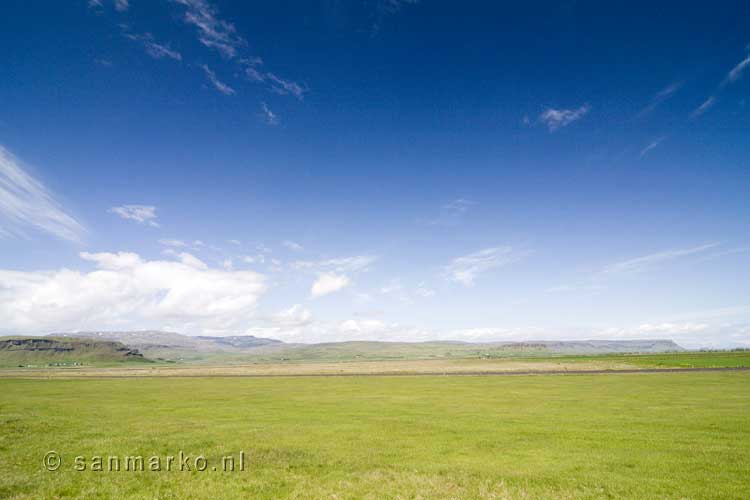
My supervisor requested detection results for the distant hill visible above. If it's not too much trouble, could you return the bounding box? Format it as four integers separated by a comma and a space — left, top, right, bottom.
50, 331, 282, 362
43, 331, 683, 364
0, 337, 148, 367
228, 339, 685, 363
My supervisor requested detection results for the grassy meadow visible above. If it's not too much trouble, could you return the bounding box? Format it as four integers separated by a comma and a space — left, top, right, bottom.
1, 371, 749, 499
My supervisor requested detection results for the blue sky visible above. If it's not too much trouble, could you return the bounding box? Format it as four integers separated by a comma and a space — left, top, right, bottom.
1, 0, 749, 347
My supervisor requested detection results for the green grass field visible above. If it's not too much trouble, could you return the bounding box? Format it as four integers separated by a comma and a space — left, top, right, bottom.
1, 371, 749, 499
532, 351, 750, 369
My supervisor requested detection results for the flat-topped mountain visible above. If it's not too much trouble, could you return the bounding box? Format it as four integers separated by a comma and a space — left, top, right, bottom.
0, 337, 146, 367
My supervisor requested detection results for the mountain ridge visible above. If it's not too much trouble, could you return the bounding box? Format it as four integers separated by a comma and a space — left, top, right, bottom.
37, 331, 685, 363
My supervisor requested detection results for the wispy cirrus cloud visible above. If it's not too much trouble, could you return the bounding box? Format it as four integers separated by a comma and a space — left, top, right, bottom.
428, 198, 476, 226
260, 102, 279, 126
539, 104, 590, 131
691, 46, 749, 119
724, 50, 750, 85
639, 136, 666, 158
108, 205, 160, 227
0, 146, 85, 243
172, 0, 245, 59
88, 0, 129, 12
124, 32, 182, 61
371, 0, 420, 35
171, 0, 306, 101
691, 96, 717, 119
243, 59, 307, 100
158, 238, 187, 247
601, 243, 719, 276
637, 81, 683, 118
201, 64, 235, 95
291, 255, 377, 274
444, 246, 526, 287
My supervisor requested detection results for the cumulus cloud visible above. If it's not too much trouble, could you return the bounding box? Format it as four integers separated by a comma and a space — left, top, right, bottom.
444, 246, 526, 287
108, 205, 159, 227
273, 304, 313, 327
0, 251, 267, 335
311, 273, 350, 298
0, 146, 85, 242
539, 104, 590, 131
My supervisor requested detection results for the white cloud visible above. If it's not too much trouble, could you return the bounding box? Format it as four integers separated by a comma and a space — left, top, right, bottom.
311, 273, 350, 298
292, 255, 377, 274
725, 52, 750, 84
176, 252, 208, 269
380, 278, 403, 295
265, 73, 306, 100
201, 64, 235, 95
444, 246, 525, 287
444, 198, 475, 214
273, 304, 313, 327
88, 0, 128, 11
108, 205, 159, 227
282, 240, 303, 251
244, 65, 307, 100
637, 81, 682, 117
243, 254, 264, 265
172, 0, 245, 59
539, 104, 590, 131
371, 0, 420, 34
691, 96, 717, 119
602, 243, 719, 276
0, 146, 85, 242
429, 198, 476, 226
159, 239, 187, 247
415, 283, 436, 297
170, 1, 306, 100
125, 33, 182, 61
260, 102, 279, 126
0, 251, 267, 335
639, 136, 666, 158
